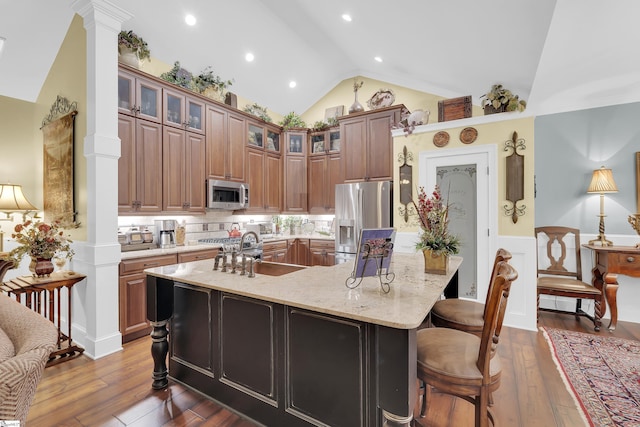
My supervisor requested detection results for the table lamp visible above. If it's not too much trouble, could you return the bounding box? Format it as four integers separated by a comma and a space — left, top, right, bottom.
587, 166, 618, 246
0, 184, 38, 253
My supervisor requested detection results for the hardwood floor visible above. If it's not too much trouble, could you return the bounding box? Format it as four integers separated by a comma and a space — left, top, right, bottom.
27, 311, 640, 426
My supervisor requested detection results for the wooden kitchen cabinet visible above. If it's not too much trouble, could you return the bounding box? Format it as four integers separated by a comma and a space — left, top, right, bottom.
163, 87, 205, 135
286, 238, 309, 266
162, 126, 206, 213
283, 130, 308, 213
118, 68, 162, 123
205, 104, 246, 182
119, 254, 177, 343
308, 127, 342, 214
118, 113, 163, 213
246, 121, 282, 213
309, 239, 335, 266
340, 105, 404, 182
262, 240, 288, 263
178, 248, 219, 263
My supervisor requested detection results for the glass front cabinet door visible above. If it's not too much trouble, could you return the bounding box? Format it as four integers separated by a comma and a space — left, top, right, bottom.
118, 70, 161, 123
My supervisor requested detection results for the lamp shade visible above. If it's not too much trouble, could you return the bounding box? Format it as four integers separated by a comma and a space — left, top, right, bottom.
0, 183, 38, 211
587, 166, 618, 194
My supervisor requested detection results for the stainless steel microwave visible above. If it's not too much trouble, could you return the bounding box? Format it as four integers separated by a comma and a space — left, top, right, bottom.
207, 179, 249, 210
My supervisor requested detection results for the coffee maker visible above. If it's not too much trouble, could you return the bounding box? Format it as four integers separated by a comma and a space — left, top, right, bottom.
155, 219, 176, 249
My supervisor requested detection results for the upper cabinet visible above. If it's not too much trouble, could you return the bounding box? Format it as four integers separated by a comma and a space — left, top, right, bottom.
340, 105, 404, 182
206, 104, 246, 182
163, 87, 206, 135
118, 69, 162, 123
246, 121, 282, 213
307, 127, 342, 214
283, 130, 309, 213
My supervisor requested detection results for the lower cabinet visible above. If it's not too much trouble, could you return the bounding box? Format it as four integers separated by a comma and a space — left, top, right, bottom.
263, 238, 334, 266
119, 254, 177, 343
119, 249, 218, 343
309, 239, 335, 266
262, 240, 288, 263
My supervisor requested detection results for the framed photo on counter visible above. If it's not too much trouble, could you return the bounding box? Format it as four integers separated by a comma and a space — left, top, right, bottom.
351, 228, 396, 279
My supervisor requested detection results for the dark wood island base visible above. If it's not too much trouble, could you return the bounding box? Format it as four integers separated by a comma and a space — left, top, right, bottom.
145, 255, 460, 427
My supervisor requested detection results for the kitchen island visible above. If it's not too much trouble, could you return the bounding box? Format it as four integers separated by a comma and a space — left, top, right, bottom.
145, 252, 461, 427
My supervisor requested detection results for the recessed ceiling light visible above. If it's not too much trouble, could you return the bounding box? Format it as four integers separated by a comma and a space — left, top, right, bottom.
245, 52, 254, 62
342, 14, 352, 22
289, 81, 297, 88
374, 56, 383, 63
185, 14, 196, 26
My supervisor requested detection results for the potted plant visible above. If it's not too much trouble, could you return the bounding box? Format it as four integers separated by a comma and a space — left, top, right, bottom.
279, 112, 306, 130
193, 66, 234, 102
118, 30, 151, 68
282, 216, 302, 235
160, 61, 194, 90
413, 185, 460, 274
244, 103, 272, 123
480, 84, 526, 114
7, 219, 75, 277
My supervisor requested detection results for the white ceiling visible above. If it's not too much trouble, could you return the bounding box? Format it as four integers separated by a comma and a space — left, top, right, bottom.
2, 0, 640, 117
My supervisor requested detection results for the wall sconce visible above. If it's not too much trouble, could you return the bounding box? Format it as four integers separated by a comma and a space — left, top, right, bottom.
397, 146, 415, 223
587, 166, 618, 246
504, 131, 526, 223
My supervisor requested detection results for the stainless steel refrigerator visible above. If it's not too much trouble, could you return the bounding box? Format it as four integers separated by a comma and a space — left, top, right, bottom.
334, 181, 392, 264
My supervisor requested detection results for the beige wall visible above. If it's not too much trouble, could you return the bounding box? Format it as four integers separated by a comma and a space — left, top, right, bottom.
301, 75, 483, 127
392, 117, 535, 237
0, 15, 87, 240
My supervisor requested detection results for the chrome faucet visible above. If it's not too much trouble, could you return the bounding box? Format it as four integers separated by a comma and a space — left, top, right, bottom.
240, 231, 259, 252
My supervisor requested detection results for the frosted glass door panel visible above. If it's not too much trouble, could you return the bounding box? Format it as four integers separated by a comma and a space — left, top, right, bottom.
436, 164, 477, 298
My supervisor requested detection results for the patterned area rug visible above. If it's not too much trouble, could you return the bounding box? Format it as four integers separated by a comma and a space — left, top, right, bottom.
542, 327, 640, 427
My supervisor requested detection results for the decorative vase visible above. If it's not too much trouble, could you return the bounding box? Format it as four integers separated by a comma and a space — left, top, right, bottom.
423, 249, 448, 275
628, 213, 640, 247
118, 46, 141, 68
349, 91, 364, 114
483, 104, 507, 115
203, 86, 225, 102
34, 257, 55, 277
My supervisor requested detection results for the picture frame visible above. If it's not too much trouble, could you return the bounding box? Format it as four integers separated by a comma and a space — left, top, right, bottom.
41, 95, 78, 227
351, 228, 396, 278
324, 105, 344, 120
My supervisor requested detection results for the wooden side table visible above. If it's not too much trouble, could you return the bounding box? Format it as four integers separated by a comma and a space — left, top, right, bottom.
1, 271, 87, 365
583, 245, 640, 331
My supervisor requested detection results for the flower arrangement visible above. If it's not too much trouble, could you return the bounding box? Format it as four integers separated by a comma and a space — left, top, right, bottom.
480, 84, 526, 113
413, 185, 460, 255
160, 61, 194, 90
118, 30, 151, 61
7, 220, 75, 264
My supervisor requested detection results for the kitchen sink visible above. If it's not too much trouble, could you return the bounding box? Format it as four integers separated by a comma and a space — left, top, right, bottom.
253, 261, 306, 276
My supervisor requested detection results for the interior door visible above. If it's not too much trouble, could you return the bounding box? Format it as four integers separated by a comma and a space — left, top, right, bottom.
419, 146, 497, 301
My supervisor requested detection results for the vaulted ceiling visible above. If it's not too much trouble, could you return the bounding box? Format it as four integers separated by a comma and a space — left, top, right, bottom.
1, 0, 640, 117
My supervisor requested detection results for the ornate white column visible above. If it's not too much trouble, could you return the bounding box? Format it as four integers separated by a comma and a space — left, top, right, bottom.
71, 0, 131, 358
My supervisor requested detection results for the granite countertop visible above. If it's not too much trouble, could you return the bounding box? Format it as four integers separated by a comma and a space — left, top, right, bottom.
120, 234, 334, 260
120, 244, 223, 260
144, 253, 462, 329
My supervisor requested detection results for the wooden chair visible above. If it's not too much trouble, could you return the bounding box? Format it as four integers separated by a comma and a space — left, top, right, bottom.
430, 248, 512, 337
416, 261, 518, 427
535, 226, 601, 330
0, 259, 13, 283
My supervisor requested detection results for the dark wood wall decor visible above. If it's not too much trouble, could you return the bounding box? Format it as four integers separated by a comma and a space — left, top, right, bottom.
41, 95, 78, 227
397, 146, 414, 223
504, 131, 526, 223
437, 95, 472, 122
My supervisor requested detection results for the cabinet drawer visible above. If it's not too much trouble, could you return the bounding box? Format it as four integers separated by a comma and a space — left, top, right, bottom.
610, 253, 640, 275
178, 249, 218, 263
263, 240, 288, 251
119, 254, 177, 275
309, 239, 334, 250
